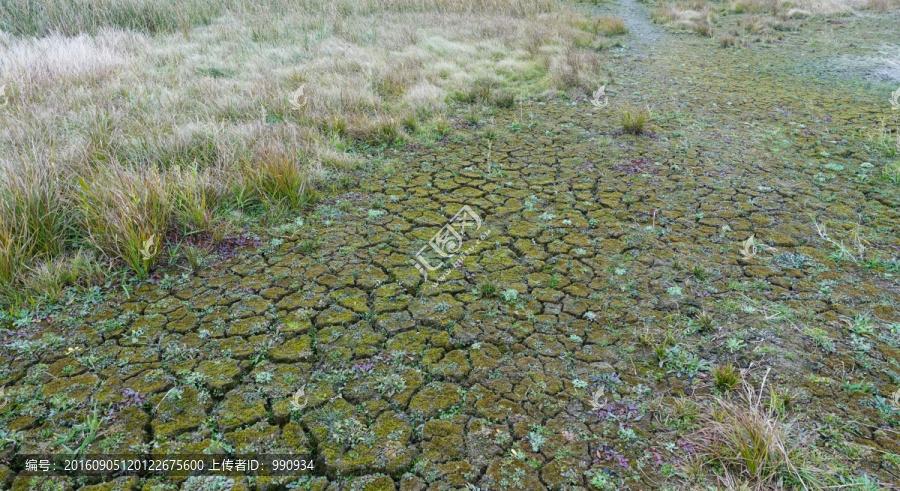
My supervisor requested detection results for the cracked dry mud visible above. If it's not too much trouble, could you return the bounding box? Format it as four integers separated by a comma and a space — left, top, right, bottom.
2, 3, 900, 491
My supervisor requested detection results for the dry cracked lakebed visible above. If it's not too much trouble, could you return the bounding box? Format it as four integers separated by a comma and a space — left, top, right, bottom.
2, 5, 900, 491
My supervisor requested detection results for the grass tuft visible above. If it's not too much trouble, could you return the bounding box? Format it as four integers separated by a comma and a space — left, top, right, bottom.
22, 250, 109, 303
552, 44, 604, 92
478, 281, 499, 297
592, 15, 628, 35
884, 161, 900, 184
620, 105, 650, 134
76, 165, 170, 279
718, 34, 738, 47
713, 364, 741, 392
243, 146, 315, 211
689, 371, 825, 489
0, 159, 69, 288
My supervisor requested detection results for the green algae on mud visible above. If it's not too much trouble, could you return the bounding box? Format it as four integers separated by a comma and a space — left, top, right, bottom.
1, 3, 900, 490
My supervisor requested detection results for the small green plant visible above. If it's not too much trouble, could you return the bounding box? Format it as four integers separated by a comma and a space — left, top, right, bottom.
330, 417, 368, 447
850, 334, 871, 353
845, 313, 874, 335
182, 244, 208, 271
478, 281, 498, 298
587, 469, 616, 490
766, 387, 794, 416
843, 379, 876, 394
434, 301, 452, 312
726, 337, 746, 353
528, 425, 549, 452
805, 327, 835, 352
713, 364, 741, 392
548, 274, 561, 289
617, 425, 639, 442
620, 105, 649, 134
883, 160, 900, 184
376, 373, 407, 397
53, 406, 105, 457
774, 252, 813, 269
299, 240, 318, 254
659, 345, 709, 378
691, 264, 709, 281
501, 289, 519, 303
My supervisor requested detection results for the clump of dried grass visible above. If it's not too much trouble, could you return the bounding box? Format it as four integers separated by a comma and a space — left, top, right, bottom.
652, 0, 718, 35
650, 0, 885, 40
652, 0, 713, 23
686, 371, 826, 490
864, 0, 900, 10
551, 44, 604, 92
591, 15, 628, 35
0, 158, 69, 287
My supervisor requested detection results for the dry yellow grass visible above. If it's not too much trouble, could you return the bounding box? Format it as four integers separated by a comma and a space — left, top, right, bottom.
0, 0, 602, 303
864, 0, 900, 11
591, 15, 628, 35
650, 0, 895, 38
651, 0, 716, 35
685, 372, 826, 490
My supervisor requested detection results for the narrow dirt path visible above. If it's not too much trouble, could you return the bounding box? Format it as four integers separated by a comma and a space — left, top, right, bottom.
618, 0, 667, 47
584, 0, 668, 49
